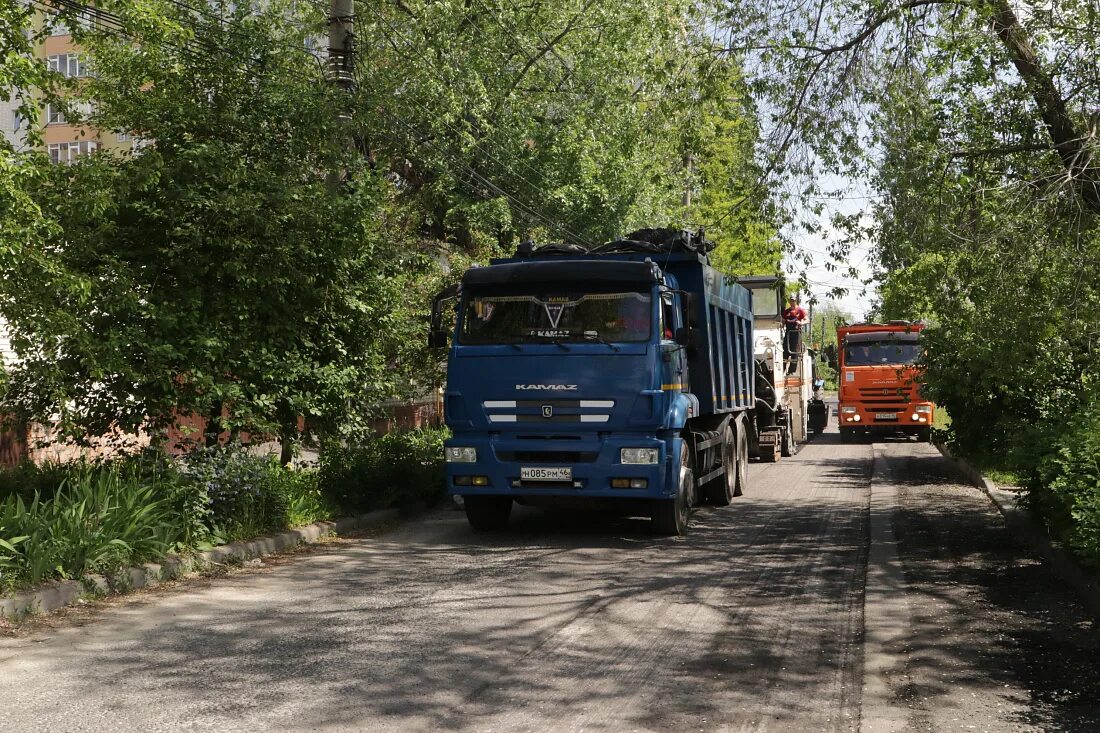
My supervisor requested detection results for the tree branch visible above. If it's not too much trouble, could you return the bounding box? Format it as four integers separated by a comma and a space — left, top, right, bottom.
986, 0, 1100, 213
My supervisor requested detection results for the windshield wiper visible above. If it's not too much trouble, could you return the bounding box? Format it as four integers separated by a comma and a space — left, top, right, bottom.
581, 332, 620, 352
528, 334, 571, 351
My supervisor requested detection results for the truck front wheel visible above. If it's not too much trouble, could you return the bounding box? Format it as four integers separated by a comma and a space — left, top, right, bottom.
464, 495, 512, 531
653, 442, 692, 535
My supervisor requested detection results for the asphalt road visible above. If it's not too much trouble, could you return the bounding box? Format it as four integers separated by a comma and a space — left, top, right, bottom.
1, 424, 1098, 732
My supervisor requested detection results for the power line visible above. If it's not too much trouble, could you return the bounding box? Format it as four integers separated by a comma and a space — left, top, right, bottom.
376, 106, 590, 243
37, 0, 327, 76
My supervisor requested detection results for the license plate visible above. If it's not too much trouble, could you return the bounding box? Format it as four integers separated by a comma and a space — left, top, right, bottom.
875, 413, 897, 421
521, 467, 572, 481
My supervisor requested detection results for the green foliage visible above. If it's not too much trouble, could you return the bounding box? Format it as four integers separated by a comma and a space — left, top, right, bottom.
2, 0, 411, 443
0, 428, 444, 593
318, 427, 449, 514
1030, 392, 1100, 568
0, 466, 182, 592
353, 0, 773, 250
0, 1, 776, 443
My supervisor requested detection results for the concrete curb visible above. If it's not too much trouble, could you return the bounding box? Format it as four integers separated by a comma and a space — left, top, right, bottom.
934, 441, 1100, 620
0, 507, 402, 621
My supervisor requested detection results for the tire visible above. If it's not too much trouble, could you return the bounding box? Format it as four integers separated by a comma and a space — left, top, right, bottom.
707, 424, 737, 506
464, 495, 512, 531
840, 427, 854, 444
917, 426, 932, 443
780, 420, 794, 457
653, 440, 692, 535
733, 420, 748, 497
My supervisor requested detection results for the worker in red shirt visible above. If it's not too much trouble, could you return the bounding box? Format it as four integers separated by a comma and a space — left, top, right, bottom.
782, 295, 808, 373
782, 295, 808, 328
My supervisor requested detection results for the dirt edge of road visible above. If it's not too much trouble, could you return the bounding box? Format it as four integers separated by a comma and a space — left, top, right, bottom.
933, 442, 1100, 621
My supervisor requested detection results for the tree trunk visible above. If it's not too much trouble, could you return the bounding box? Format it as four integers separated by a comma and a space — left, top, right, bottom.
986, 0, 1100, 213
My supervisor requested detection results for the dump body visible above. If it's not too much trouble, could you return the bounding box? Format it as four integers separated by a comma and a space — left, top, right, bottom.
836, 321, 934, 441
437, 248, 754, 532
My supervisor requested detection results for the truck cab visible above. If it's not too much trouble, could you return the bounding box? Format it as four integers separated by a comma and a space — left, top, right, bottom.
835, 321, 934, 442
430, 231, 755, 535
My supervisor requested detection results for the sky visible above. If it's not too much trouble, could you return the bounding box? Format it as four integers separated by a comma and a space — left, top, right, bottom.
784, 175, 880, 322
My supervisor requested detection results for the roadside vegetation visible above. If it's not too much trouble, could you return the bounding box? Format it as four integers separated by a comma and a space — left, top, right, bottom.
0, 429, 448, 594
713, 0, 1100, 569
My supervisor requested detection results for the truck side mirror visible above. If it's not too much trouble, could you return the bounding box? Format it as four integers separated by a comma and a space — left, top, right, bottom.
429, 283, 461, 349
428, 330, 449, 349
823, 343, 838, 370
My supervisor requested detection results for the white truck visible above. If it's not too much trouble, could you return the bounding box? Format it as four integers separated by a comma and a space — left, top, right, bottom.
740, 276, 818, 462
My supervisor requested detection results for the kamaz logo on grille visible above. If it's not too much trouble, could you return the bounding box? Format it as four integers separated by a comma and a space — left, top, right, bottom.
515, 384, 578, 390
542, 405, 553, 418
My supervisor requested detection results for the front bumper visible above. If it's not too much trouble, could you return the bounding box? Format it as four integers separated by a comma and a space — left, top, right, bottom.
445, 433, 677, 499
838, 402, 934, 429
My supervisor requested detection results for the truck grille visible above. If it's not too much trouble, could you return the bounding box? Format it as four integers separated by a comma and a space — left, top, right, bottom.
484, 399, 615, 424
496, 450, 598, 463
857, 387, 914, 405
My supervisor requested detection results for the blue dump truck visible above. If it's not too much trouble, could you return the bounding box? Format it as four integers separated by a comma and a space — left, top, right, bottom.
428, 229, 755, 535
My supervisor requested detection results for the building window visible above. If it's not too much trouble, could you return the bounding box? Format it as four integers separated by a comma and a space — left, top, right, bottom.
47, 54, 88, 78
116, 131, 130, 143
47, 141, 98, 165
11, 111, 22, 132
46, 104, 65, 125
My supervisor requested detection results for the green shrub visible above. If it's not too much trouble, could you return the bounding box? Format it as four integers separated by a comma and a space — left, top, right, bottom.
0, 460, 81, 503
1030, 400, 1100, 568
179, 444, 337, 542
267, 464, 335, 528
0, 431, 441, 594
0, 466, 183, 592
319, 427, 448, 514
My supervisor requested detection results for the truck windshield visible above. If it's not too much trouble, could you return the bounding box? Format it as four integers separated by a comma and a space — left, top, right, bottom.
844, 340, 921, 366
460, 290, 652, 344
748, 287, 780, 317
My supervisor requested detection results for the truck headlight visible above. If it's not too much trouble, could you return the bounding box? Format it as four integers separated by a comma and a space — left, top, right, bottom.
841, 406, 857, 414
915, 405, 932, 413
445, 446, 477, 463
621, 448, 659, 464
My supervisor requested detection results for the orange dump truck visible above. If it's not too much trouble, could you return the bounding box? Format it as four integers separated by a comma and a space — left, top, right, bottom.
835, 321, 933, 442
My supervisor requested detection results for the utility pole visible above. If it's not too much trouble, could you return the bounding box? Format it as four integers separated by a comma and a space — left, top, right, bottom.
328, 0, 356, 100
682, 154, 695, 208
327, 0, 356, 187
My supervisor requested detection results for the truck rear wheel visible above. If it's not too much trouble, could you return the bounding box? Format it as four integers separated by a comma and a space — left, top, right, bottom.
653, 442, 692, 535
707, 424, 737, 506
733, 421, 747, 497
464, 495, 512, 531
780, 425, 794, 457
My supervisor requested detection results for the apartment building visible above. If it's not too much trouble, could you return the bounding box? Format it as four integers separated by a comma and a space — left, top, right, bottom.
1, 94, 27, 150
37, 12, 137, 163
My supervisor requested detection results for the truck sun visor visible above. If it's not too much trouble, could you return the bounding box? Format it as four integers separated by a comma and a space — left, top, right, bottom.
844, 331, 920, 343
462, 259, 661, 287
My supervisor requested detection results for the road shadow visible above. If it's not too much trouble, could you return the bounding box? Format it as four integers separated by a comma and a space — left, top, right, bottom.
15, 444, 877, 731
880, 445, 1100, 732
